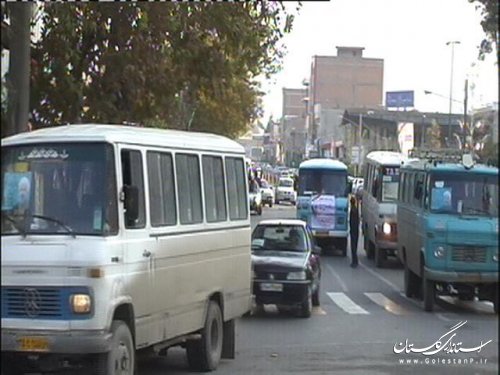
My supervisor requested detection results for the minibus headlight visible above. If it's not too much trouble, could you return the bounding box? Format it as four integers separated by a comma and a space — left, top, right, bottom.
287, 271, 306, 280
70, 294, 92, 314
493, 252, 498, 262
433, 246, 446, 259
382, 222, 392, 235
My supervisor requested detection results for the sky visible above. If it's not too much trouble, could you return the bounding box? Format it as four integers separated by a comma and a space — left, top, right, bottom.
259, 0, 498, 121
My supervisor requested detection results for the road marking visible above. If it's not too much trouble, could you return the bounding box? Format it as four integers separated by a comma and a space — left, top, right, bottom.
358, 262, 400, 293
325, 264, 348, 292
364, 292, 410, 315
327, 292, 369, 314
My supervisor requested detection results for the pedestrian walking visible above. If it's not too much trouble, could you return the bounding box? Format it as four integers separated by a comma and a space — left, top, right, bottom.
349, 195, 360, 267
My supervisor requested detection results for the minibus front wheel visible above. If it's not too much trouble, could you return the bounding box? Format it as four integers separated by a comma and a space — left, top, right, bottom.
186, 301, 223, 371
421, 266, 435, 312
94, 320, 136, 375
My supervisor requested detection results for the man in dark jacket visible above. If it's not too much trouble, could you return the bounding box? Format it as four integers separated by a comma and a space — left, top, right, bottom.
349, 196, 360, 267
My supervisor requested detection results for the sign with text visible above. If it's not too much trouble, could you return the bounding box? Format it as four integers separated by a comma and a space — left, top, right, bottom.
386, 91, 414, 108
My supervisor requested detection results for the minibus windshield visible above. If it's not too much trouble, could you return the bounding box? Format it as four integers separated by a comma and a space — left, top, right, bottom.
381, 167, 400, 202
1, 143, 118, 236
299, 170, 347, 197
429, 172, 498, 217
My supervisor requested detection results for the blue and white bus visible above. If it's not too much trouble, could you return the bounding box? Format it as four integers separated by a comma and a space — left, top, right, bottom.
296, 159, 349, 255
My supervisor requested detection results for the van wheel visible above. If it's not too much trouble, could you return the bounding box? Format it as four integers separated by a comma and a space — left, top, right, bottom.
375, 247, 385, 268
404, 262, 419, 298
422, 271, 435, 312
366, 241, 375, 260
186, 301, 223, 371
94, 321, 135, 375
340, 238, 347, 257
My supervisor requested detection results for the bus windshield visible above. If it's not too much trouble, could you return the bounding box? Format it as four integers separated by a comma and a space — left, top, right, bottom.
429, 172, 498, 217
1, 143, 118, 236
299, 169, 347, 197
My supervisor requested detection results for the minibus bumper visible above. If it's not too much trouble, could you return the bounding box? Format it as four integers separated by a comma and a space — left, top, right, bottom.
424, 267, 499, 283
375, 239, 398, 250
1, 328, 112, 354
312, 230, 348, 238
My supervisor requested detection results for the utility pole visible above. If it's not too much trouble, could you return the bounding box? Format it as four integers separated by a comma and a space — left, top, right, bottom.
357, 113, 363, 176
446, 41, 460, 146
463, 79, 468, 149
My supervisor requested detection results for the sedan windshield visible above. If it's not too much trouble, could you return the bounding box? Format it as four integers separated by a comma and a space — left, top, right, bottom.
252, 225, 307, 252
1, 143, 118, 236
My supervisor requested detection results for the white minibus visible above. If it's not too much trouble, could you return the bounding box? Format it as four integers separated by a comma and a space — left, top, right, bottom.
361, 151, 405, 267
1, 124, 251, 374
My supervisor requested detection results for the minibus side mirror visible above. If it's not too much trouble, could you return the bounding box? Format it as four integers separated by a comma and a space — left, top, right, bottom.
123, 185, 139, 222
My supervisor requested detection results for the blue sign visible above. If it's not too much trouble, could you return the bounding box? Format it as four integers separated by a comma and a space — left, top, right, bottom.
386, 91, 414, 108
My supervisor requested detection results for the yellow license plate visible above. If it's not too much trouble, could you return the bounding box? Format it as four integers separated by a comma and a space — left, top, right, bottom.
315, 231, 329, 237
19, 337, 49, 352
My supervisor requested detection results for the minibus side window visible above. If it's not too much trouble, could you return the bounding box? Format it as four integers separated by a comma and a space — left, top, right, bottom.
404, 173, 413, 205
398, 172, 405, 202
225, 157, 248, 220
176, 154, 203, 225
413, 173, 425, 208
121, 149, 146, 229
202, 155, 227, 223
147, 151, 177, 227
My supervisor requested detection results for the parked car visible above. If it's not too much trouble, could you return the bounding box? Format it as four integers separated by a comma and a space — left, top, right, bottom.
259, 178, 275, 207
251, 220, 322, 318
275, 177, 297, 205
249, 179, 262, 215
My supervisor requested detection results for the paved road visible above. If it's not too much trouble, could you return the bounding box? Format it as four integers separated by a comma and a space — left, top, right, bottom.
139, 203, 499, 375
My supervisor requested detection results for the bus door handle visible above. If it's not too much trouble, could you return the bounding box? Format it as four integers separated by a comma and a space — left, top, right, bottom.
143, 250, 152, 258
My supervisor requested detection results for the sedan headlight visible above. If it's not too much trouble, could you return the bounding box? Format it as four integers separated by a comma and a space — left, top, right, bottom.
70, 294, 92, 314
287, 271, 306, 280
433, 246, 446, 259
382, 222, 392, 235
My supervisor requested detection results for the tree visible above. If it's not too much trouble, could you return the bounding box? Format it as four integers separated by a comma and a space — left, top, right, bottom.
1, 3, 32, 138
28, 2, 297, 138
426, 119, 442, 149
469, 0, 498, 60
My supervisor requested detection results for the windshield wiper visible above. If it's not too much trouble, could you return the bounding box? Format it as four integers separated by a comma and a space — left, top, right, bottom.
461, 207, 490, 217
26, 214, 76, 238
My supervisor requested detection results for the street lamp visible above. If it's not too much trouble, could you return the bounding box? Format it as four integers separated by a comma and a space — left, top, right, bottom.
446, 40, 461, 144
